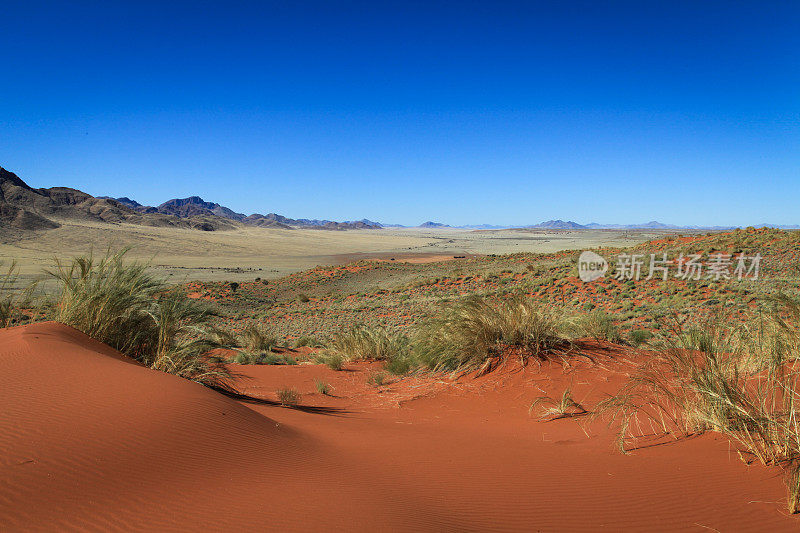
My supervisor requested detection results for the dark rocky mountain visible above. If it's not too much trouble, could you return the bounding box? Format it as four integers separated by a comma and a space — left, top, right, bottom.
0, 167, 236, 239
156, 197, 246, 221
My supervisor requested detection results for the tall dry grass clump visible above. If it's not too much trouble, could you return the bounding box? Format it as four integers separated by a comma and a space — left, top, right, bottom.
48, 249, 229, 387
573, 309, 623, 344
328, 325, 410, 361
412, 295, 567, 373
595, 300, 800, 513
0, 260, 37, 328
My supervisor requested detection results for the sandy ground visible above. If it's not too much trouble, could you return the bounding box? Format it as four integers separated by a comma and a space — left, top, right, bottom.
1, 322, 796, 531
0, 222, 661, 287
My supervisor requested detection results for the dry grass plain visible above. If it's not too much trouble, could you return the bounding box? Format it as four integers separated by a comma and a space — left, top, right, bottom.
0, 220, 663, 287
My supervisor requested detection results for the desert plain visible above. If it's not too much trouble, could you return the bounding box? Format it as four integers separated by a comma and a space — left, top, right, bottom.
3, 221, 800, 531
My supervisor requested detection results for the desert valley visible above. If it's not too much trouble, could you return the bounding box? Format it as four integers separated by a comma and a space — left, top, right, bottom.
3, 166, 800, 531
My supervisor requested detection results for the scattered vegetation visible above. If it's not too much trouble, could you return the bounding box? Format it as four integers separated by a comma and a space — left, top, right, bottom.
595, 298, 800, 513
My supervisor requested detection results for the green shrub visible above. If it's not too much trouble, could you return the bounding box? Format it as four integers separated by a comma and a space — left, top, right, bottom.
239, 324, 278, 353
314, 353, 346, 371
233, 351, 296, 365
574, 310, 623, 344
628, 329, 652, 346
294, 335, 323, 348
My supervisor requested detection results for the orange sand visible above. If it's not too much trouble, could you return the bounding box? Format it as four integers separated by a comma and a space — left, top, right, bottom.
1, 323, 796, 531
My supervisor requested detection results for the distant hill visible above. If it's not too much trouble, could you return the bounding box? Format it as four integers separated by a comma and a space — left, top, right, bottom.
419, 221, 450, 228
529, 220, 587, 229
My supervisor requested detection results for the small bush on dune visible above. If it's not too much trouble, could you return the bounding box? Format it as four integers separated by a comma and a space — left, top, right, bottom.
47, 249, 229, 387
314, 379, 331, 395
627, 329, 652, 347
277, 388, 301, 406
328, 325, 410, 362
239, 324, 278, 353
294, 335, 324, 348
314, 352, 346, 371
412, 295, 567, 373
573, 310, 623, 344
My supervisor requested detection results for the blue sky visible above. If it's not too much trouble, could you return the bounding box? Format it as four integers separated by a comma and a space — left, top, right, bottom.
1, 1, 798, 226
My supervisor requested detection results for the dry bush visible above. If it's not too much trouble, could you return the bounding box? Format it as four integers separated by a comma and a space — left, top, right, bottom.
327, 325, 410, 362
277, 388, 301, 406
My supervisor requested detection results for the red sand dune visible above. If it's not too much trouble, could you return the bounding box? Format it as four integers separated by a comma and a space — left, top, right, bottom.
1, 323, 798, 531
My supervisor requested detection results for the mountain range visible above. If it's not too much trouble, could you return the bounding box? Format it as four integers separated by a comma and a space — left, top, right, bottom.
0, 166, 383, 238
2, 166, 796, 238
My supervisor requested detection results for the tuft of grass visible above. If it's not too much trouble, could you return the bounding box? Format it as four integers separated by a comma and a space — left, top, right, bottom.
0, 261, 36, 328
412, 295, 567, 373
277, 388, 301, 406
314, 379, 331, 395
233, 351, 296, 365
294, 335, 323, 348
574, 310, 623, 344
328, 325, 410, 362
529, 387, 588, 420
367, 371, 389, 387
627, 329, 652, 347
240, 324, 278, 353
47, 249, 229, 387
314, 353, 346, 371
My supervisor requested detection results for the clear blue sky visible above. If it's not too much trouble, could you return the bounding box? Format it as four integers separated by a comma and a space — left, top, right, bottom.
1, 1, 797, 226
